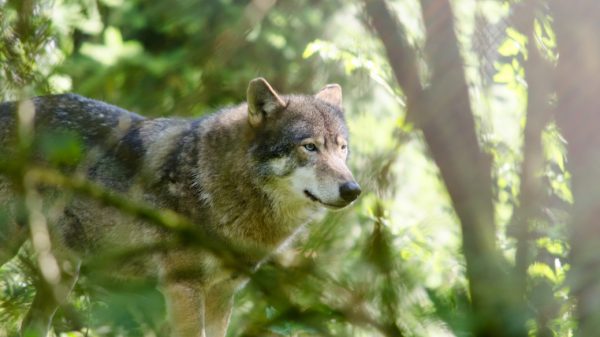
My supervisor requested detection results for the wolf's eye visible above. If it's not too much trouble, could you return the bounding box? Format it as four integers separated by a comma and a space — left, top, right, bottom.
303, 143, 317, 152
341, 144, 347, 151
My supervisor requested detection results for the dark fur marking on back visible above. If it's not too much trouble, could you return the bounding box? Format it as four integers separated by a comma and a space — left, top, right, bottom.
161, 117, 205, 183
115, 124, 145, 169
161, 128, 192, 184
110, 124, 146, 181
87, 122, 146, 191
62, 208, 89, 252
157, 118, 204, 211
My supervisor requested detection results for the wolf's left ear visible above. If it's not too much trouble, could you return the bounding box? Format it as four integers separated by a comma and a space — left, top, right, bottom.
315, 84, 342, 108
247, 77, 287, 128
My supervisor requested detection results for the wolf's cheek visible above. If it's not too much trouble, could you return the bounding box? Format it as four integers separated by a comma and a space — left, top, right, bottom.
269, 157, 291, 176
262, 165, 313, 204
288, 166, 343, 208
290, 166, 322, 198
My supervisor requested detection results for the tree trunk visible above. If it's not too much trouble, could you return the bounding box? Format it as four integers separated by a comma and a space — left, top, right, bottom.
552, 2, 600, 336
363, 0, 528, 335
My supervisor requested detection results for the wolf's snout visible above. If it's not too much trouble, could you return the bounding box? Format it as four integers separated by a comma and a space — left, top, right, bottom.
339, 181, 361, 202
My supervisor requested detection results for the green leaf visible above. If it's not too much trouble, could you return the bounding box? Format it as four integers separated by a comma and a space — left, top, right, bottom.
528, 262, 558, 284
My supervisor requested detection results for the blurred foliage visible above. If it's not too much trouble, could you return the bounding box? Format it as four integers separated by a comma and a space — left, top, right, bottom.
0, 0, 581, 337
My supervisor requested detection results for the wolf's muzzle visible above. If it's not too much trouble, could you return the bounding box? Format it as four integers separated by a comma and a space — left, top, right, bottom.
339, 181, 361, 203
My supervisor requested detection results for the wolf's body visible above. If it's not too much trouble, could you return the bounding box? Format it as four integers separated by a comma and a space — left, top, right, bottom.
0, 78, 360, 337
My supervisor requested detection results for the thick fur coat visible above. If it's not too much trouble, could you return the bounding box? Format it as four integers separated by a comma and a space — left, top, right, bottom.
0, 78, 361, 337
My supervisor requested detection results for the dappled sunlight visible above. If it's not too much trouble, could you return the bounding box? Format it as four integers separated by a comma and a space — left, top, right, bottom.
1, 1, 599, 337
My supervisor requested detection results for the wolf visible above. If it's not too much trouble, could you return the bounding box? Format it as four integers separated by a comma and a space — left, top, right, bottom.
0, 78, 361, 337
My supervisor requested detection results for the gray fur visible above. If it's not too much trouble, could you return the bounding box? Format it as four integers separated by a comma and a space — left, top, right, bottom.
0, 78, 360, 337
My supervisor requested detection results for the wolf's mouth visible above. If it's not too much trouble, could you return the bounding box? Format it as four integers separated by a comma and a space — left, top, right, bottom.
304, 190, 345, 209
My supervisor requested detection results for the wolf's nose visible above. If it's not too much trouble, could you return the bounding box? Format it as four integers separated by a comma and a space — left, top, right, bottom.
339, 181, 361, 202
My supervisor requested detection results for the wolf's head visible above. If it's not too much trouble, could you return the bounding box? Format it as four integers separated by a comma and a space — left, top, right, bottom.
247, 78, 361, 211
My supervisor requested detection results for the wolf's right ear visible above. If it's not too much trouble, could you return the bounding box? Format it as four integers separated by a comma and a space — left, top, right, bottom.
247, 78, 287, 128
315, 84, 342, 108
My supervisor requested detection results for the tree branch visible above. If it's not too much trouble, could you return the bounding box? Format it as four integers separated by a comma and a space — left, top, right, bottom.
362, 0, 423, 124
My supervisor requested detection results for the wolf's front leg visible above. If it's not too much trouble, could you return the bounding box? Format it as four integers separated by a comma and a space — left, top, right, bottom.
163, 281, 206, 337
204, 281, 235, 337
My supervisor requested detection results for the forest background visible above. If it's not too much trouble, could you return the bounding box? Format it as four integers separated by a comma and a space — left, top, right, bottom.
2, 1, 599, 336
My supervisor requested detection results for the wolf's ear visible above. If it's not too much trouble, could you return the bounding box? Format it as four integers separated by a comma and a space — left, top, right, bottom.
247, 78, 287, 128
315, 84, 342, 108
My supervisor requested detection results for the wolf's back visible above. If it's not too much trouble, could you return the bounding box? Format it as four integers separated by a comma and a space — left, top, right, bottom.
0, 94, 144, 150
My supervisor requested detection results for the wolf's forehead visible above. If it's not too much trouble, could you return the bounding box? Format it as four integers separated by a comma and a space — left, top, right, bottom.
283, 97, 348, 139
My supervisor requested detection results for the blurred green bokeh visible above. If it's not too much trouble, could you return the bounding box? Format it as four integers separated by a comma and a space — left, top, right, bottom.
0, 1, 576, 337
